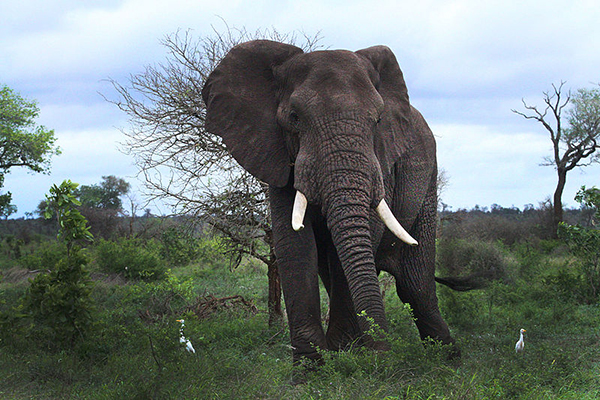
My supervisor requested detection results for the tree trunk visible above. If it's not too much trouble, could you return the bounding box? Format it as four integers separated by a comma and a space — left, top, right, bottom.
552, 168, 567, 238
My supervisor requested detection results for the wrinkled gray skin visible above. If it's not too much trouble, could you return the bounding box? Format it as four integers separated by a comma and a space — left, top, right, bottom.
202, 40, 457, 364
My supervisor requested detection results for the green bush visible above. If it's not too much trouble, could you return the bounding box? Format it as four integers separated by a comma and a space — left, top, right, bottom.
17, 240, 66, 271
96, 238, 166, 281
21, 180, 95, 346
436, 238, 516, 283
196, 235, 227, 267
159, 226, 200, 266
23, 250, 94, 345
558, 186, 600, 303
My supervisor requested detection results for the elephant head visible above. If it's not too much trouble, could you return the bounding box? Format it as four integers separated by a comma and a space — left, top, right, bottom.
202, 40, 420, 339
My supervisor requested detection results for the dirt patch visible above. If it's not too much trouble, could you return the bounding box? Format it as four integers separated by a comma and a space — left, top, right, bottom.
137, 294, 258, 324
1, 268, 128, 286
184, 294, 258, 319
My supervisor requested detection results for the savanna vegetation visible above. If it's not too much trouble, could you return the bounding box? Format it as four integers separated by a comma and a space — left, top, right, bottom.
1, 179, 599, 399
2, 29, 599, 399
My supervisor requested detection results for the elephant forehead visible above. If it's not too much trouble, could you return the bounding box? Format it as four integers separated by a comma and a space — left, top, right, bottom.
281, 51, 383, 116
283, 50, 375, 86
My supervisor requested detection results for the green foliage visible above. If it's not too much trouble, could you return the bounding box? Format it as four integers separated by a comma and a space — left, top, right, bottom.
558, 186, 600, 302
0, 85, 61, 217
1, 234, 24, 261
574, 185, 600, 219
2, 207, 600, 397
43, 180, 94, 251
0, 192, 16, 218
437, 238, 517, 284
124, 269, 194, 321
21, 180, 95, 345
17, 240, 66, 270
22, 250, 94, 345
0, 241, 599, 398
566, 87, 600, 156
75, 175, 130, 210
96, 237, 166, 281
159, 226, 200, 266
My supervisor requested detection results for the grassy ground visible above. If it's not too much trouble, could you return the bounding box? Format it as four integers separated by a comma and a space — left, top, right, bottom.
1, 241, 599, 399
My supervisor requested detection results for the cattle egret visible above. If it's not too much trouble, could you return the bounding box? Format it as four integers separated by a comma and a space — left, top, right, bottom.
176, 319, 196, 354
515, 328, 526, 353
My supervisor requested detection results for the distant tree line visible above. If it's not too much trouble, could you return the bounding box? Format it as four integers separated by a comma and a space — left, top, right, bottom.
440, 199, 595, 246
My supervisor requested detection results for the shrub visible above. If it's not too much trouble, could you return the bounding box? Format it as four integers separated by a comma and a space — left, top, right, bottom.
160, 226, 200, 266
558, 186, 600, 302
436, 238, 516, 284
17, 240, 66, 271
21, 180, 95, 346
96, 238, 166, 281
23, 250, 94, 345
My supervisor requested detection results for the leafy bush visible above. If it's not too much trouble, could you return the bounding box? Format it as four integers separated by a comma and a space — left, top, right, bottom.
196, 235, 228, 267
160, 226, 200, 266
436, 238, 516, 284
96, 238, 166, 281
17, 240, 66, 271
23, 251, 94, 345
558, 186, 600, 302
21, 180, 95, 345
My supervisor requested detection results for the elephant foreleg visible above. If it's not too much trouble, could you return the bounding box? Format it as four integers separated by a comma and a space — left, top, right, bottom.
269, 186, 327, 365
318, 237, 362, 351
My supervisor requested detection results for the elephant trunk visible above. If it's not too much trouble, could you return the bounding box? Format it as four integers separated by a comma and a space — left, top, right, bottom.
323, 183, 389, 342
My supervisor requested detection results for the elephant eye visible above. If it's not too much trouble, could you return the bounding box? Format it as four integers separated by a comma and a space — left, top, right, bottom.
290, 111, 300, 125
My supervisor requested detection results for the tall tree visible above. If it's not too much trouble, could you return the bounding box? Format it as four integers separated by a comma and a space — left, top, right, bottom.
513, 82, 600, 236
0, 85, 60, 217
76, 175, 130, 210
106, 27, 321, 326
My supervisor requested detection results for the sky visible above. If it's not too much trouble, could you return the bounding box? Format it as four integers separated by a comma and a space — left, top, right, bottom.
2, 0, 600, 217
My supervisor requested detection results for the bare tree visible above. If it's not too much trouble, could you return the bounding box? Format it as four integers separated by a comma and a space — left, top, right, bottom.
513, 82, 600, 237
437, 167, 450, 212
105, 26, 322, 327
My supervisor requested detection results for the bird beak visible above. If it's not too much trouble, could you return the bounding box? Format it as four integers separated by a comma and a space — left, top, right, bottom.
176, 319, 183, 322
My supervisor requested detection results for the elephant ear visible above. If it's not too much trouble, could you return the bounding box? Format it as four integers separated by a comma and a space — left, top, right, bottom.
202, 40, 303, 187
356, 46, 411, 174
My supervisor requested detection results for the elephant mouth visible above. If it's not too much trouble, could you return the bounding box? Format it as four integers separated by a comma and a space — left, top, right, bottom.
291, 190, 418, 246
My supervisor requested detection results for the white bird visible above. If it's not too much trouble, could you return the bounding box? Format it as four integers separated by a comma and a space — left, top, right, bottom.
176, 319, 196, 354
515, 328, 526, 353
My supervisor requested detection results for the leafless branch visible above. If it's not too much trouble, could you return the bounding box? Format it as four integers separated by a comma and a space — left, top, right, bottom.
103, 25, 321, 266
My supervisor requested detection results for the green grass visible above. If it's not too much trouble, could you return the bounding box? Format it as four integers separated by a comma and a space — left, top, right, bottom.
1, 240, 600, 399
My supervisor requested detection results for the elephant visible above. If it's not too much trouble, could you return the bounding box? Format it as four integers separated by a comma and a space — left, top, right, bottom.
201, 40, 459, 365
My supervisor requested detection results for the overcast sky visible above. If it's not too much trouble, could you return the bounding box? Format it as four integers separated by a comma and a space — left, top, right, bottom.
2, 0, 599, 217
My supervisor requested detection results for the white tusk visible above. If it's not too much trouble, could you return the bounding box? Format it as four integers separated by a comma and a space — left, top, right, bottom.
291, 191, 308, 231
375, 199, 418, 246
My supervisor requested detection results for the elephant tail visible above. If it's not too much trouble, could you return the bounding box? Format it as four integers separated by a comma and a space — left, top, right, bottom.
434, 275, 489, 291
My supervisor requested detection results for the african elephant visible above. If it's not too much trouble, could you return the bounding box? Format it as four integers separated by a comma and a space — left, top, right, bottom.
201, 40, 458, 364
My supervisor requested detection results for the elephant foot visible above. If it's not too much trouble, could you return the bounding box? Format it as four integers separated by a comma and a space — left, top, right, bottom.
422, 336, 461, 361
444, 342, 461, 361
290, 354, 325, 385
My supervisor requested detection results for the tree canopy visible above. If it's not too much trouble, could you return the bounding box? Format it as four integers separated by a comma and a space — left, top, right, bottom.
513, 83, 600, 236
76, 175, 131, 210
0, 85, 60, 217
